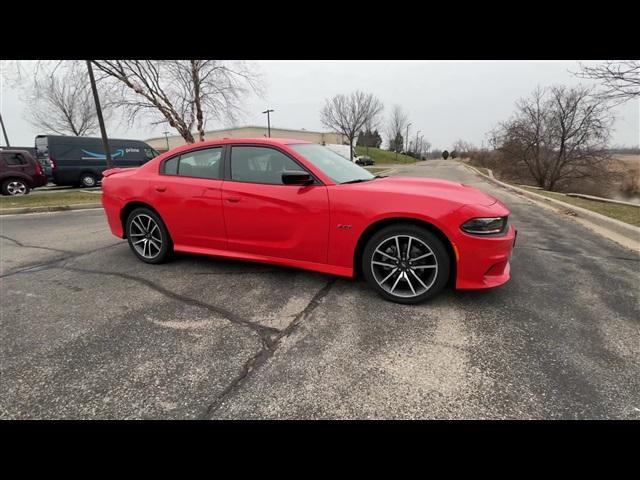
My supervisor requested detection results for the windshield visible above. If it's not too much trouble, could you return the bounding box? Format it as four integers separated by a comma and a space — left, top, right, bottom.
289, 144, 375, 184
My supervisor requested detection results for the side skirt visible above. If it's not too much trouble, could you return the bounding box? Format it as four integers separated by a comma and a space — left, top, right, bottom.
173, 244, 354, 278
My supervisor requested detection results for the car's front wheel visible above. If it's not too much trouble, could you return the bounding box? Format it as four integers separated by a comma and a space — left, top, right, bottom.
126, 207, 172, 264
362, 224, 450, 304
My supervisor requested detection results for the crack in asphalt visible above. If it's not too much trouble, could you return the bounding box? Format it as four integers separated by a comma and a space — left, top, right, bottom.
3, 234, 335, 418
202, 277, 337, 419
59, 265, 282, 341
0, 242, 124, 279
0, 234, 71, 254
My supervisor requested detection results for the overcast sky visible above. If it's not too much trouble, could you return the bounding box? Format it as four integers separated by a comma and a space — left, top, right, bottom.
1, 60, 638, 149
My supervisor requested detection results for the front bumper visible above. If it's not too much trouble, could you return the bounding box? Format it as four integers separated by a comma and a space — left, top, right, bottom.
454, 225, 517, 290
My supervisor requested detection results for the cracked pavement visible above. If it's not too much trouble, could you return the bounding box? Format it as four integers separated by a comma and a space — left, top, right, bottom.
1, 160, 639, 419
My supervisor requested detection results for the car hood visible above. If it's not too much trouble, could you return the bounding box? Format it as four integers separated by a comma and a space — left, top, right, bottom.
358, 176, 498, 206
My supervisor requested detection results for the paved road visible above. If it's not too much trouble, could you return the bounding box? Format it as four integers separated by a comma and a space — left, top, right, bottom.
1, 160, 638, 419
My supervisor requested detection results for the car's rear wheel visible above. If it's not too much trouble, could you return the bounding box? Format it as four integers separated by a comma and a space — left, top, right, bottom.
2, 179, 30, 196
362, 224, 450, 304
126, 208, 172, 264
79, 173, 98, 188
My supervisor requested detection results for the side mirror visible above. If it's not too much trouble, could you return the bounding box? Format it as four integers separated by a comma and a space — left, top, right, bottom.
282, 170, 313, 185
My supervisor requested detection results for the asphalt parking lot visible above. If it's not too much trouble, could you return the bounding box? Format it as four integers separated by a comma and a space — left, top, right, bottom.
1, 160, 639, 419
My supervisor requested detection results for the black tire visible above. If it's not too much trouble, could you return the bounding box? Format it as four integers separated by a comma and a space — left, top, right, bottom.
362, 224, 450, 304
1, 178, 30, 196
125, 207, 172, 264
79, 173, 98, 188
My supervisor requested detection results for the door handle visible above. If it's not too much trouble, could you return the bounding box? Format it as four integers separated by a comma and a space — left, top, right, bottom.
226, 196, 240, 203
155, 186, 166, 192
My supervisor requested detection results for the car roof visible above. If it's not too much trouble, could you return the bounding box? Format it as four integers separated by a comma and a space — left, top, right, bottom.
0, 149, 34, 155
39, 135, 147, 142
213, 137, 311, 145
165, 137, 313, 155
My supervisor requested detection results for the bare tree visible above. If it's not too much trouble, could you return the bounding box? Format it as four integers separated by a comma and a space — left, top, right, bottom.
492, 85, 614, 190
91, 60, 262, 143
320, 91, 384, 162
575, 61, 640, 103
24, 64, 111, 136
452, 139, 475, 157
385, 105, 409, 161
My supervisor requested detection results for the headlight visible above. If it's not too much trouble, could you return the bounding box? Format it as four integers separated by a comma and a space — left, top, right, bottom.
460, 216, 507, 235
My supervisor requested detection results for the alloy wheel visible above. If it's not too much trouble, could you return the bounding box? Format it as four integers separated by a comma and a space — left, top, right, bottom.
129, 214, 163, 259
370, 234, 438, 298
7, 181, 27, 195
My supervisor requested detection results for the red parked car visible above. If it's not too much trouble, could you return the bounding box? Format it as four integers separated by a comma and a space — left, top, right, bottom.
102, 138, 516, 303
0, 149, 48, 195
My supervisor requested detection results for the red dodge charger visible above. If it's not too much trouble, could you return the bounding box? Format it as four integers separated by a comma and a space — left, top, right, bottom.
102, 138, 516, 303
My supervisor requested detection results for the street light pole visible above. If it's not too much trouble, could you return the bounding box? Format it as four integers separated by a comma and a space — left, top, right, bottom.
86, 60, 112, 169
415, 130, 421, 156
163, 131, 170, 151
262, 109, 274, 137
0, 112, 10, 147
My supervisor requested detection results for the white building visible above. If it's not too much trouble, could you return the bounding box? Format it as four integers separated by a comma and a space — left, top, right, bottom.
146, 125, 347, 153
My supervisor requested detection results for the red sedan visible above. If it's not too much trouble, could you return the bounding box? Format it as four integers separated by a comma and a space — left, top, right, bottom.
102, 138, 516, 303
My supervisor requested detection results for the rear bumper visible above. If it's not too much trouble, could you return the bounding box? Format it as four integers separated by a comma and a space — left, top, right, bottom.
102, 193, 125, 238
454, 225, 517, 290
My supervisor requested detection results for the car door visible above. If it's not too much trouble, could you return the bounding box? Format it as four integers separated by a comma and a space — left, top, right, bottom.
150, 146, 227, 250
222, 145, 330, 265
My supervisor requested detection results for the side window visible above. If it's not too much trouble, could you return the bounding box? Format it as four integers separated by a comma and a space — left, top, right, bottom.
5, 154, 26, 166
163, 156, 179, 175
161, 147, 222, 179
178, 148, 222, 179
231, 146, 304, 184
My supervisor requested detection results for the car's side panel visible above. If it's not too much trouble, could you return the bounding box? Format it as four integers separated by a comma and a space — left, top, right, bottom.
222, 181, 330, 264
149, 175, 227, 250
326, 184, 463, 270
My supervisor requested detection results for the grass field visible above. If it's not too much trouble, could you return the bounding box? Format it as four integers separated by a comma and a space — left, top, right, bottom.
355, 146, 416, 164
521, 186, 640, 227
0, 191, 101, 210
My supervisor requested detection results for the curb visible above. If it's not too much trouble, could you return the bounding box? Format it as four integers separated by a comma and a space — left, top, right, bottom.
564, 193, 639, 207
462, 164, 640, 250
0, 203, 103, 216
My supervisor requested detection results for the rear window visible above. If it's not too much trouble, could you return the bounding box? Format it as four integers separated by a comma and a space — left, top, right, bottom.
3, 153, 28, 165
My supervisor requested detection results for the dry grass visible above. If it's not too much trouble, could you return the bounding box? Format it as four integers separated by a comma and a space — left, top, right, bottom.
0, 192, 101, 210
521, 186, 640, 227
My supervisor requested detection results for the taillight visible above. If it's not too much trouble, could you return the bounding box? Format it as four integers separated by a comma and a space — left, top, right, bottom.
49, 157, 56, 169
35, 162, 43, 175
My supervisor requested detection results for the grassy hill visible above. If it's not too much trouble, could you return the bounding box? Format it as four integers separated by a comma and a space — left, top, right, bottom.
355, 146, 417, 164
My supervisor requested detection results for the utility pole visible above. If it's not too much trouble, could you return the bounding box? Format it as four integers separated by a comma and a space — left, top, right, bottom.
163, 131, 170, 151
262, 109, 274, 137
0, 112, 10, 147
86, 60, 112, 169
